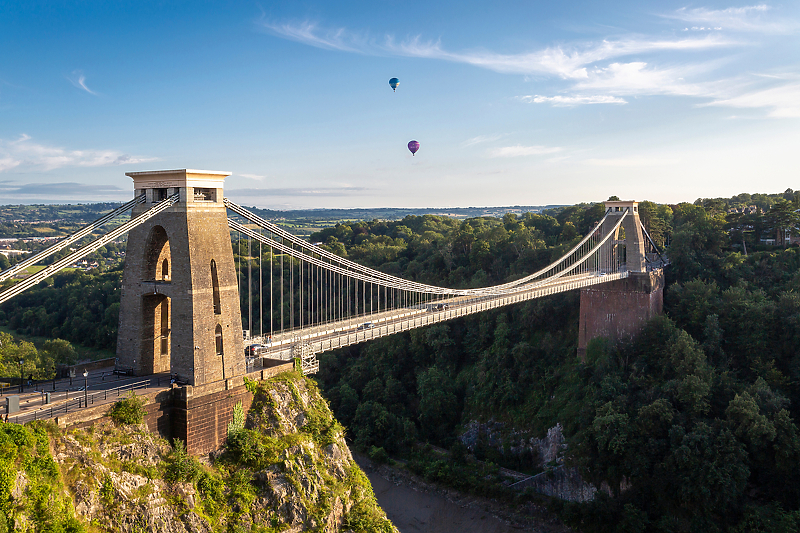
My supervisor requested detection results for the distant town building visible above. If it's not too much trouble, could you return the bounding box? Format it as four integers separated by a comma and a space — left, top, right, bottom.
728, 205, 762, 215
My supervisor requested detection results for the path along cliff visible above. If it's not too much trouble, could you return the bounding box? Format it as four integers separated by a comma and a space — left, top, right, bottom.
0, 371, 395, 533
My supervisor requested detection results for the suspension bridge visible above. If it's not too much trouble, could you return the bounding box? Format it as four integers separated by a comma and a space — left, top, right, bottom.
0, 169, 665, 446
0, 170, 665, 378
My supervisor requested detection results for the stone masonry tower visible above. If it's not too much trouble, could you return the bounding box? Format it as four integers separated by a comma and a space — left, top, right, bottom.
577, 200, 664, 359
116, 169, 245, 386
601, 200, 647, 272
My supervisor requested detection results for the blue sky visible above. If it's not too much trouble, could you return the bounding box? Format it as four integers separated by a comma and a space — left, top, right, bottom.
0, 1, 798, 208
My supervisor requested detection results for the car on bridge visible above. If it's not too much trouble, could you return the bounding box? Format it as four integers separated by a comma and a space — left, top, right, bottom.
245, 344, 270, 358
356, 322, 374, 331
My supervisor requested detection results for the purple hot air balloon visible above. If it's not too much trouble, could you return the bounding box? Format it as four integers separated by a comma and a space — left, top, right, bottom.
408, 140, 420, 156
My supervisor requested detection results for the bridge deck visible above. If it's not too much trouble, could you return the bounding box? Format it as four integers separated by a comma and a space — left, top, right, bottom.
253, 271, 628, 360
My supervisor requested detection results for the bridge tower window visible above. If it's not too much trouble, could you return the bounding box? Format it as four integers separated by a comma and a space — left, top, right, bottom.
215, 324, 224, 355
162, 258, 169, 281
211, 259, 221, 314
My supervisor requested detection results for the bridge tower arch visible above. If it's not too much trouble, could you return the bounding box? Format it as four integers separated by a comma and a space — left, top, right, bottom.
116, 169, 245, 386
577, 200, 664, 360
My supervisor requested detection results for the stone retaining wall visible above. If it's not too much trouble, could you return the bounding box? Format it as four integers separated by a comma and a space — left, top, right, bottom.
54, 360, 294, 455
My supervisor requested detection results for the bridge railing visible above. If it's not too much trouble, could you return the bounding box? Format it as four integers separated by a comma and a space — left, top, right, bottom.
6, 379, 152, 425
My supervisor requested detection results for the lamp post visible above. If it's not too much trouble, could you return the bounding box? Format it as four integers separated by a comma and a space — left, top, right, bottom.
19, 360, 23, 393
83, 370, 88, 408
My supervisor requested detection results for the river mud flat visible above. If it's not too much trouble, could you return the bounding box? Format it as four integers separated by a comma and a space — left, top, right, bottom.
353, 454, 571, 533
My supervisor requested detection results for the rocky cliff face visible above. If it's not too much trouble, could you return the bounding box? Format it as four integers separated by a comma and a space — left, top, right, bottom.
1, 372, 395, 533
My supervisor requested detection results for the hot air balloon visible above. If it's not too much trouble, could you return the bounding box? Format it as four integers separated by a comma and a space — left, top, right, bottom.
408, 140, 419, 156
389, 78, 399, 92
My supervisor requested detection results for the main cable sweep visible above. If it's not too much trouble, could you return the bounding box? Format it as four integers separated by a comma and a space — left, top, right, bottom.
0, 194, 145, 284
0, 194, 179, 306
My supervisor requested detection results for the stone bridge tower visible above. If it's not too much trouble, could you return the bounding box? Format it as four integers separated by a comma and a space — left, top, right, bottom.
577, 200, 664, 359
116, 169, 245, 386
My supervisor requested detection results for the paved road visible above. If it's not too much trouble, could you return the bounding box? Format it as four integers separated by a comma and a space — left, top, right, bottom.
1, 366, 172, 423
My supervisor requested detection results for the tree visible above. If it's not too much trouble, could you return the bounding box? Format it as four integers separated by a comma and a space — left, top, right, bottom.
767, 199, 800, 247
417, 366, 458, 442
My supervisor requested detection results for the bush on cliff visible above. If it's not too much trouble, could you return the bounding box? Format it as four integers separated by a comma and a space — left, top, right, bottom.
107, 392, 146, 425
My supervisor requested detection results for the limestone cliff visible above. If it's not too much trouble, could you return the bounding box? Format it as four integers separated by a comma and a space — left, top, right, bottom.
0, 372, 395, 533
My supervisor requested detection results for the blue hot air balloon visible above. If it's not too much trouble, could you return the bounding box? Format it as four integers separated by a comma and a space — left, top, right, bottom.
389, 78, 399, 92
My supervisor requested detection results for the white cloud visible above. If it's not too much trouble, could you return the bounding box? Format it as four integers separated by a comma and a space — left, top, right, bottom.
258, 16, 799, 119
398, 35, 734, 79
519, 94, 628, 106
572, 61, 727, 98
583, 157, 680, 167
238, 173, 267, 180
227, 186, 371, 197
489, 145, 563, 157
259, 20, 370, 53
703, 82, 800, 118
0, 134, 157, 172
0, 157, 20, 172
67, 70, 97, 95
260, 19, 735, 79
461, 134, 503, 147
664, 5, 794, 33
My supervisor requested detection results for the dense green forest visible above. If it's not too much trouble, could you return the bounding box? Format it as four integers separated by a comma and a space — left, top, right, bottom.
1, 191, 800, 531
310, 194, 800, 532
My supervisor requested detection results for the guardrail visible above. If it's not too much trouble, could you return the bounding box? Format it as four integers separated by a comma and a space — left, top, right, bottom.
6, 379, 151, 425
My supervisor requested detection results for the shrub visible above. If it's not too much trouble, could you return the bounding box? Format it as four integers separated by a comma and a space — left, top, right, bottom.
368, 446, 389, 464
164, 439, 202, 484
108, 392, 146, 425
227, 402, 245, 440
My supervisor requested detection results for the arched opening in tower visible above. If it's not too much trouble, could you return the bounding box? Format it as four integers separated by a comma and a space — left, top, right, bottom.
142, 294, 171, 374
144, 225, 171, 282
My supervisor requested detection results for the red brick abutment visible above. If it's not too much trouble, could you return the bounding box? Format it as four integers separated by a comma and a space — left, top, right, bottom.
577, 270, 665, 360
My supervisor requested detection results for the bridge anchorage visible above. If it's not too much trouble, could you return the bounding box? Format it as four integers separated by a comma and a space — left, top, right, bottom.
0, 168, 666, 452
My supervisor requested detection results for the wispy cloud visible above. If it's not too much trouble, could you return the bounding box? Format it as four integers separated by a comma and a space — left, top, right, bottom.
0, 182, 126, 196
702, 82, 800, 118
259, 11, 799, 119
664, 5, 794, 34
67, 70, 97, 95
0, 134, 157, 172
392, 34, 735, 80
489, 145, 563, 158
519, 94, 627, 106
0, 157, 21, 172
583, 157, 680, 167
227, 186, 371, 197
461, 134, 503, 147
238, 173, 267, 180
572, 61, 714, 97
260, 18, 735, 79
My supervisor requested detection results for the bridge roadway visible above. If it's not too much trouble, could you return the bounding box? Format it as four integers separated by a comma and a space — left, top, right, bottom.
4, 271, 627, 424
253, 270, 629, 360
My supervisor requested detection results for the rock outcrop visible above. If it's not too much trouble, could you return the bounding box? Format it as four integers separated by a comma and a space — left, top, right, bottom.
1, 372, 395, 533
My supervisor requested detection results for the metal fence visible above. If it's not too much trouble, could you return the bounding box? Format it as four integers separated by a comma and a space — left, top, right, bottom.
6, 379, 151, 425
